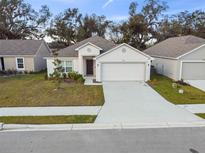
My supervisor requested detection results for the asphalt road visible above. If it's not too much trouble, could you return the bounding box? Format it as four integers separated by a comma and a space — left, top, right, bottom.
0, 127, 205, 153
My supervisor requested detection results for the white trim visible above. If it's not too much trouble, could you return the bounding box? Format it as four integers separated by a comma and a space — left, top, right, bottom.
75, 42, 103, 51
181, 60, 205, 63
150, 55, 177, 60
177, 44, 205, 59
179, 61, 183, 80
16, 57, 25, 71
180, 60, 205, 80
61, 60, 73, 73
95, 43, 154, 60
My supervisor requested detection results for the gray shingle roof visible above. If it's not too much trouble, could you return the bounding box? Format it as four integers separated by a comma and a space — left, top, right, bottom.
144, 35, 205, 58
57, 36, 116, 57
0, 40, 43, 56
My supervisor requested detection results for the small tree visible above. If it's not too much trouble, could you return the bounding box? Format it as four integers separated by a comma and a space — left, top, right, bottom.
51, 51, 64, 89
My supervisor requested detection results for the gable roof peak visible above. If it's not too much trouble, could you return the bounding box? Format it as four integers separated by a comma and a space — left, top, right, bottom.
57, 36, 116, 57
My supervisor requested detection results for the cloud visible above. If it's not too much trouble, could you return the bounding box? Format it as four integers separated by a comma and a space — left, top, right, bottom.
103, 0, 114, 8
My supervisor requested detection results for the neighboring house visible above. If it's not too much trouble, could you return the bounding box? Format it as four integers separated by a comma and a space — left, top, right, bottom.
144, 35, 205, 81
45, 36, 153, 82
0, 40, 51, 72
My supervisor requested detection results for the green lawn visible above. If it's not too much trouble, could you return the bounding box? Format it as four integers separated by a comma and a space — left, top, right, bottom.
148, 73, 205, 104
0, 115, 96, 124
0, 73, 104, 107
196, 114, 205, 119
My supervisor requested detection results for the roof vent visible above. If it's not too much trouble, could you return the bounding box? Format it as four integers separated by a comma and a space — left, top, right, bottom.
122, 48, 126, 53
87, 48, 91, 52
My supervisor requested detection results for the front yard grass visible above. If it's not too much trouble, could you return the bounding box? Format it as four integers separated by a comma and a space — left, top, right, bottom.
0, 115, 96, 124
0, 73, 104, 107
196, 114, 205, 119
148, 73, 205, 104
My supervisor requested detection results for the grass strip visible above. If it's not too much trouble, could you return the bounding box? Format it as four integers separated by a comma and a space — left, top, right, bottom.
0, 115, 96, 124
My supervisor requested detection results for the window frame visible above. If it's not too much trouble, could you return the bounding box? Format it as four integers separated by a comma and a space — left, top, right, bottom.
16, 57, 25, 70
61, 61, 73, 73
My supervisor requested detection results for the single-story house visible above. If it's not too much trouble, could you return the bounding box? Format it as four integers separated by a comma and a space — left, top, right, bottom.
46, 36, 153, 82
0, 40, 51, 72
144, 35, 205, 81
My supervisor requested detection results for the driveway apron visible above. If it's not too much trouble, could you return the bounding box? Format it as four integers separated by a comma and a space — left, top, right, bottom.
95, 82, 203, 124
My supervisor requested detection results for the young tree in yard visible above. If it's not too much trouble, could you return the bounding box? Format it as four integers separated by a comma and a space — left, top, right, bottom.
0, 0, 51, 39
51, 51, 64, 90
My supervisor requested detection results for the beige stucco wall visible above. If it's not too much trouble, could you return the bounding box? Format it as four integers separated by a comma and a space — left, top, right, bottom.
2, 41, 51, 72
4, 56, 35, 71
34, 42, 51, 71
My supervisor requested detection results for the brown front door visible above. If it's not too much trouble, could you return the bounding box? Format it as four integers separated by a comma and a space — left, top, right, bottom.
86, 59, 93, 75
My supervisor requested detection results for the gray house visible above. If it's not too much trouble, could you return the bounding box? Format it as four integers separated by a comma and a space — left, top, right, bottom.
144, 35, 205, 81
0, 40, 51, 72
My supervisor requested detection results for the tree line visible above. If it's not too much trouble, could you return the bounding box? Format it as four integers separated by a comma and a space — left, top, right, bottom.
0, 0, 204, 50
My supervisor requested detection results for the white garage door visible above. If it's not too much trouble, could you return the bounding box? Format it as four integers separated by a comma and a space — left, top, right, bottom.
182, 62, 205, 80
101, 63, 145, 81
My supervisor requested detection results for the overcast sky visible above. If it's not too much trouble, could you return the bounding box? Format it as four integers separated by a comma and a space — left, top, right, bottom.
25, 0, 205, 22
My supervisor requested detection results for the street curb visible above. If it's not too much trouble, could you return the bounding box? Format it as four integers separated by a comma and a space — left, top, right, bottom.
1, 121, 205, 132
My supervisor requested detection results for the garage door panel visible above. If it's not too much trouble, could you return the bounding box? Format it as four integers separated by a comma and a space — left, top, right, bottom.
102, 63, 145, 81
182, 62, 205, 80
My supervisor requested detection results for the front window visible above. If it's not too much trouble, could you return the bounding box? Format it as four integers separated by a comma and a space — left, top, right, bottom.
16, 58, 25, 70
61, 61, 73, 73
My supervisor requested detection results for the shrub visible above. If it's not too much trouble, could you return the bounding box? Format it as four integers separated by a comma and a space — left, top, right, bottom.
7, 69, 13, 75
62, 73, 67, 79
0, 71, 6, 75
68, 72, 85, 83
0, 69, 18, 76
176, 79, 190, 86
13, 70, 17, 75
77, 76, 85, 83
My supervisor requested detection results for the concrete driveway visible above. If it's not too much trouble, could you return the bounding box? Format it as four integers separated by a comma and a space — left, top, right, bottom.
95, 82, 203, 124
186, 80, 205, 92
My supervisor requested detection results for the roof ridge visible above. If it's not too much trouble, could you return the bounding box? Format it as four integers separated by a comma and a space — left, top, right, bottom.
59, 36, 115, 51
144, 35, 205, 58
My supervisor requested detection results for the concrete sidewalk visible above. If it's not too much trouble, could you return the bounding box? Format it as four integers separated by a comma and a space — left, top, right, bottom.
178, 104, 205, 113
0, 106, 102, 116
